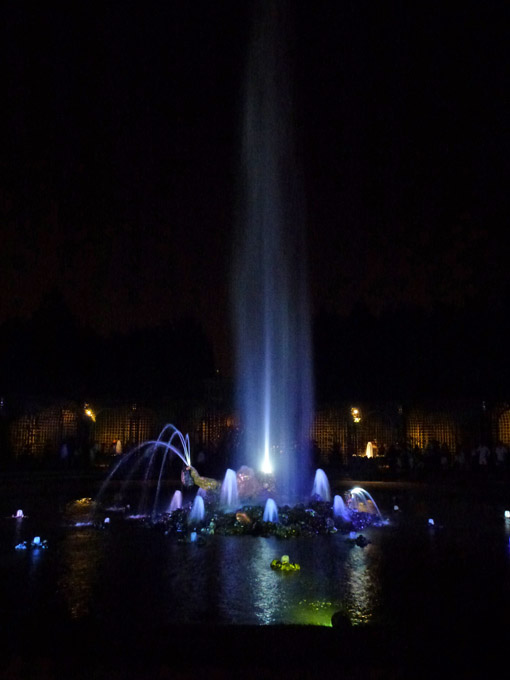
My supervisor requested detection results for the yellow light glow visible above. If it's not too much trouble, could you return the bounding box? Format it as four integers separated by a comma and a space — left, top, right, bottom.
351, 407, 361, 423
84, 406, 96, 422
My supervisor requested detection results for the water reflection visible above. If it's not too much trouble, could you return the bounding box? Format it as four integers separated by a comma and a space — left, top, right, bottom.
3, 497, 510, 638
289, 538, 343, 626
343, 543, 380, 625
3, 520, 381, 628
216, 535, 381, 626
215, 537, 283, 623
57, 530, 103, 619
163, 539, 223, 624
249, 538, 289, 624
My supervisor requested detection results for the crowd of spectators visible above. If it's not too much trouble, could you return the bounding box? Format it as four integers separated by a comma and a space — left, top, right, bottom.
344, 439, 510, 481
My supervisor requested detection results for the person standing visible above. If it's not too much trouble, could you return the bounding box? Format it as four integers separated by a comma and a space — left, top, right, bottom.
494, 441, 508, 472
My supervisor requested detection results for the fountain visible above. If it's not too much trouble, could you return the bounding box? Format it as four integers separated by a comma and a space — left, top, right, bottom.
8, 8, 510, 658
169, 490, 183, 513
220, 469, 239, 511
232, 0, 313, 503
348, 487, 383, 518
188, 495, 205, 526
333, 495, 351, 523
263, 498, 279, 523
95, 424, 192, 517
92, 417, 386, 538
90, 4, 384, 539
311, 469, 331, 501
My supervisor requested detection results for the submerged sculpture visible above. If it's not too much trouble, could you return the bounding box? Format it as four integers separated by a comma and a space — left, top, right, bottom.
271, 555, 300, 572
15, 536, 48, 551
187, 466, 221, 493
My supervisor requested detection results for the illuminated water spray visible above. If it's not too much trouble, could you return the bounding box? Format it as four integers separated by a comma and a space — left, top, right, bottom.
233, 3, 313, 501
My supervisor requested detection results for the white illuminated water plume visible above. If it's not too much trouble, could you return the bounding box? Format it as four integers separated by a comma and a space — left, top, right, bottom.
95, 424, 192, 517
311, 469, 331, 502
220, 469, 239, 511
349, 487, 383, 518
263, 498, 279, 523
188, 495, 205, 526
169, 490, 183, 513
333, 495, 351, 522
232, 1, 313, 502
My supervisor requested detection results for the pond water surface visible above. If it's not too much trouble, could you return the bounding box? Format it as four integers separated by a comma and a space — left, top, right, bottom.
1, 476, 510, 676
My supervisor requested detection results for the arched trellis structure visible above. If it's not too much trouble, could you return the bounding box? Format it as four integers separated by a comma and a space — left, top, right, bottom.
496, 407, 510, 446
406, 409, 458, 452
311, 404, 401, 463
198, 409, 238, 453
360, 409, 398, 451
311, 407, 350, 465
93, 405, 158, 455
4, 398, 509, 463
9, 402, 79, 458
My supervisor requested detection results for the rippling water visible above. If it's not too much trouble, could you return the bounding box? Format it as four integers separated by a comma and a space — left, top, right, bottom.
2, 481, 510, 643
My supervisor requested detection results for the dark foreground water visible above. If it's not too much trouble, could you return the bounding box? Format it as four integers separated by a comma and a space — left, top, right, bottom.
1, 474, 510, 678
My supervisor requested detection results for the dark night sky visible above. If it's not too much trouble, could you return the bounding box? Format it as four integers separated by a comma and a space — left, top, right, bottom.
2, 1, 509, 398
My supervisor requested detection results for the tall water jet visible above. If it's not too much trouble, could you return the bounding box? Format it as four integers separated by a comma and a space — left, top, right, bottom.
311, 469, 331, 502
220, 469, 239, 511
232, 1, 313, 503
